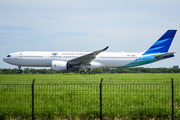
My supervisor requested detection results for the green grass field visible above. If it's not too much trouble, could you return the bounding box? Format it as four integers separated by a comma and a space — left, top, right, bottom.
1, 73, 180, 84
0, 73, 180, 119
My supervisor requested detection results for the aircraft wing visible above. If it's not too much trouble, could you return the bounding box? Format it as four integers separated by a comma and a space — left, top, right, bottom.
155, 52, 175, 59
68, 46, 109, 65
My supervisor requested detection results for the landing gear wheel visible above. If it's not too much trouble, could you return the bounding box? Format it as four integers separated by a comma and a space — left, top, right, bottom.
80, 71, 85, 74
91, 71, 95, 74
18, 70, 22, 73
86, 71, 90, 74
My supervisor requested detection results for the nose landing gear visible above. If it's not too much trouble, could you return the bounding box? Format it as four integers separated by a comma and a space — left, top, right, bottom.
18, 66, 22, 73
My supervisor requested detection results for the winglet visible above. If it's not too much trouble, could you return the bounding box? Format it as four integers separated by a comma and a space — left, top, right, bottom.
103, 46, 109, 51
143, 30, 177, 55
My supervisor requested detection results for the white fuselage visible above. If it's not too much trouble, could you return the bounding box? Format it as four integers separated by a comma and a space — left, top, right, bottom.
3, 51, 143, 69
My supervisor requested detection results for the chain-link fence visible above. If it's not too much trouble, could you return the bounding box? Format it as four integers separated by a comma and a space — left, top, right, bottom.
0, 79, 180, 120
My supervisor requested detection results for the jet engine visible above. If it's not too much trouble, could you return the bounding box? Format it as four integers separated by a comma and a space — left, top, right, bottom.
51, 60, 68, 71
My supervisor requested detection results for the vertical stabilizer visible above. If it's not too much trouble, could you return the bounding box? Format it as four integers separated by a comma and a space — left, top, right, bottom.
143, 30, 177, 55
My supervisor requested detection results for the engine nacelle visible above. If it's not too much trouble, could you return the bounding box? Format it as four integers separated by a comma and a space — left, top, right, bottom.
51, 60, 68, 71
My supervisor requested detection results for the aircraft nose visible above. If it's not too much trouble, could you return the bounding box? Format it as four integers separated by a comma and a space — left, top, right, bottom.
3, 58, 6, 62
3, 58, 7, 62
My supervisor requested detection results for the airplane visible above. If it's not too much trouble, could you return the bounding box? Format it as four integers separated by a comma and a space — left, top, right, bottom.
3, 30, 177, 74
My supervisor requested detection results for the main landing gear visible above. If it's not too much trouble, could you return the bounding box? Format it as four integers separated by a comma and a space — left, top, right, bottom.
80, 69, 95, 74
18, 66, 22, 73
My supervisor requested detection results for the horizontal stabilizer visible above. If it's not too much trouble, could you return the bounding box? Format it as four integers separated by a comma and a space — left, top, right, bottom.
155, 52, 175, 59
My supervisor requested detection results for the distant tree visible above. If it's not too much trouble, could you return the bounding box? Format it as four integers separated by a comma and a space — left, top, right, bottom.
0, 68, 2, 74
11, 68, 18, 74
103, 68, 111, 73
24, 68, 30, 74
93, 68, 103, 73
1, 67, 180, 74
2, 68, 11, 74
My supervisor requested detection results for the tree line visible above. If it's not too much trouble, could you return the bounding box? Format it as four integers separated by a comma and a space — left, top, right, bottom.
0, 67, 180, 74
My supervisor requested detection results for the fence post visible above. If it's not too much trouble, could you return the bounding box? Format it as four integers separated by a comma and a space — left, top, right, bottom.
172, 78, 174, 120
32, 79, 35, 120
100, 78, 103, 120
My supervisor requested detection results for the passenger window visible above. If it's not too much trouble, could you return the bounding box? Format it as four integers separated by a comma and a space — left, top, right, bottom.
7, 55, 11, 57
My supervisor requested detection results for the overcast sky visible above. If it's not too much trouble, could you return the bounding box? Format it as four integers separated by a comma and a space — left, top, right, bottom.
0, 0, 180, 69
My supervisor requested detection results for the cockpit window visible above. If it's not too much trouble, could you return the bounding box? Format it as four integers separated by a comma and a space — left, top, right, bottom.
7, 55, 11, 57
